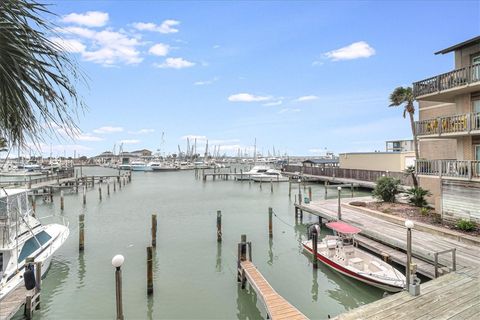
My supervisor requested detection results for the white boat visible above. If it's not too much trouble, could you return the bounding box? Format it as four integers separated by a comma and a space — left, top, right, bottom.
302, 222, 406, 292
235, 165, 270, 181
118, 163, 131, 170
0, 189, 69, 302
150, 162, 179, 172
130, 160, 149, 171
251, 169, 289, 182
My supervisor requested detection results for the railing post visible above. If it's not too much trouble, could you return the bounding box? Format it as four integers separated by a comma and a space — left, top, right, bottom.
468, 160, 472, 180
437, 117, 442, 136
467, 113, 471, 133
438, 160, 443, 177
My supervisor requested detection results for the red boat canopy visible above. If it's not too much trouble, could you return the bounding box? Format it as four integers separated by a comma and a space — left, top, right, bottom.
326, 221, 361, 234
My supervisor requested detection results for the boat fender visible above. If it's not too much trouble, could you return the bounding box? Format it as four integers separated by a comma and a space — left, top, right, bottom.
24, 264, 36, 290
307, 224, 321, 240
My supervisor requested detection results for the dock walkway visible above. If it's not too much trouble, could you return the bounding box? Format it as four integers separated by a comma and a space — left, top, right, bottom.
239, 261, 307, 320
296, 198, 480, 277
333, 267, 480, 319
0, 285, 27, 320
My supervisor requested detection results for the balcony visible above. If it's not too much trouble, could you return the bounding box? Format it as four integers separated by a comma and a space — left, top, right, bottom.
413, 64, 480, 101
415, 112, 480, 138
417, 159, 480, 181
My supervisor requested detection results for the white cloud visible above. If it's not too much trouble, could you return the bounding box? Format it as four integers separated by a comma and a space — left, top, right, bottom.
93, 126, 124, 134
228, 93, 272, 102
154, 57, 195, 69
278, 108, 301, 114
75, 133, 104, 142
119, 139, 140, 144
181, 135, 207, 141
263, 101, 283, 107
62, 11, 109, 27
50, 37, 86, 53
213, 44, 221, 49
194, 77, 219, 86
128, 129, 155, 134
324, 41, 375, 61
148, 43, 170, 56
296, 95, 319, 102
56, 27, 142, 65
132, 20, 180, 34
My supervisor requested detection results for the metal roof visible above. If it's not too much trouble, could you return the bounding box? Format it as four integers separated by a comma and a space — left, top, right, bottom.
434, 36, 480, 55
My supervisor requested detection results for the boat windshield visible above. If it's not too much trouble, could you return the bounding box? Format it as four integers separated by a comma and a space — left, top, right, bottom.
18, 231, 52, 263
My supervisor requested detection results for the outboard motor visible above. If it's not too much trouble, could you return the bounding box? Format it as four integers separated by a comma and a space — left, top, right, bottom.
307, 224, 320, 240
24, 264, 36, 290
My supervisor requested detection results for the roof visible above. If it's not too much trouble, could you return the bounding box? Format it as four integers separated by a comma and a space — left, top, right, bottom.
434, 36, 480, 55
326, 221, 361, 234
302, 159, 339, 164
0, 188, 28, 198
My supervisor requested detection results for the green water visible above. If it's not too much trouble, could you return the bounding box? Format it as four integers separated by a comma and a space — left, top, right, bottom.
18, 167, 382, 320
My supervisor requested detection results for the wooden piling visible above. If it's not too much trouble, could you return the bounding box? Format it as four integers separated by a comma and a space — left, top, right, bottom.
217, 210, 222, 242
312, 227, 318, 269
351, 183, 354, 198
35, 261, 42, 293
268, 207, 273, 238
99, 185, 102, 201
259, 179, 262, 190
83, 185, 86, 205
288, 180, 292, 197
308, 186, 312, 201
151, 214, 157, 247
240, 169, 243, 181
237, 234, 247, 288
60, 190, 64, 211
324, 181, 328, 197
107, 181, 110, 196
270, 179, 273, 193
32, 197, 36, 215
147, 246, 153, 295
49, 187, 53, 202
79, 214, 85, 251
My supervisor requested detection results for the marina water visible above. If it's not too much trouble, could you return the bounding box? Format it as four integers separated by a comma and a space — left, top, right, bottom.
15, 167, 382, 319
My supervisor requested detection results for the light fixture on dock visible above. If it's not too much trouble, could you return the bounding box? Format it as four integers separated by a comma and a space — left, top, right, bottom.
112, 254, 125, 320
404, 220, 420, 296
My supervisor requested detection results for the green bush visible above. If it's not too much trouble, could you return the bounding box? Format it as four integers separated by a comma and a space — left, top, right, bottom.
372, 176, 401, 202
456, 219, 476, 231
420, 207, 430, 216
406, 187, 431, 207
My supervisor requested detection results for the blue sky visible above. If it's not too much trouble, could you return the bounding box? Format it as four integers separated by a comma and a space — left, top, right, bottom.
31, 0, 479, 157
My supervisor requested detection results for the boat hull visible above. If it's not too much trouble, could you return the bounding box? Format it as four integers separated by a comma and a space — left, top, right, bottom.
303, 242, 404, 293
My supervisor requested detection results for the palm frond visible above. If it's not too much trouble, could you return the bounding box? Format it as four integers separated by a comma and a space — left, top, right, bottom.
0, 0, 87, 147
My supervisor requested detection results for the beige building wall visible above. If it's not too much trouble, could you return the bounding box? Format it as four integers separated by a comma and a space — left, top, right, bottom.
419, 176, 442, 212
339, 152, 415, 172
455, 42, 480, 68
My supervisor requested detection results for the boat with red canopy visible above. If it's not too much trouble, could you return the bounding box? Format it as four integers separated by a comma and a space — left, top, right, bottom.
302, 221, 406, 292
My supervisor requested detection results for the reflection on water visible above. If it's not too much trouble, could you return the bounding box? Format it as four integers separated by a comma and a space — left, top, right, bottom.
77, 251, 86, 289
236, 284, 264, 320
267, 238, 273, 266
146, 295, 154, 320
216, 242, 222, 272
311, 268, 318, 302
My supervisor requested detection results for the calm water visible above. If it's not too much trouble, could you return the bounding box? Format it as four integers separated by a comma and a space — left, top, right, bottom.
16, 166, 383, 320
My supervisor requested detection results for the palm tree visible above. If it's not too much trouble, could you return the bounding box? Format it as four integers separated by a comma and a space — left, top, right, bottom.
389, 86, 419, 160
0, 0, 86, 147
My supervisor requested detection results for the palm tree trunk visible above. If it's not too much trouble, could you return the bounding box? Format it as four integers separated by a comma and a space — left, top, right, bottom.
409, 111, 420, 159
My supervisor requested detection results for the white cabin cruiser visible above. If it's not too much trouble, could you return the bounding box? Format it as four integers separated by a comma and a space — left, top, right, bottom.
302, 222, 406, 292
0, 189, 69, 302
235, 165, 270, 181
251, 169, 289, 182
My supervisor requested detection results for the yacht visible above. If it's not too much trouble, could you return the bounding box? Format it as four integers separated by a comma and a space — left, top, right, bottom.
0, 189, 69, 302
130, 160, 149, 171
251, 169, 289, 182
235, 165, 270, 181
150, 162, 179, 172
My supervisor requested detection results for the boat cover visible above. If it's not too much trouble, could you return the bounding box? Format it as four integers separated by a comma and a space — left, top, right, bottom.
326, 221, 361, 234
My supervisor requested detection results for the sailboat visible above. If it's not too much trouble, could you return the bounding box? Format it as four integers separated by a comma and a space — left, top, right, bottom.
0, 189, 69, 301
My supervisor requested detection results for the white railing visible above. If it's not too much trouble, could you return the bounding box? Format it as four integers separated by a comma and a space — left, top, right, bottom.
416, 159, 480, 180
413, 64, 480, 97
415, 112, 480, 136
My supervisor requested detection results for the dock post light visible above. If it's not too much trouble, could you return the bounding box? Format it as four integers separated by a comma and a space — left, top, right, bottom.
112, 255, 125, 320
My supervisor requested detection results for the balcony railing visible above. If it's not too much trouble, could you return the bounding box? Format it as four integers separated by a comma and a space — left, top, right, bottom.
413, 64, 480, 98
417, 159, 480, 180
415, 112, 480, 136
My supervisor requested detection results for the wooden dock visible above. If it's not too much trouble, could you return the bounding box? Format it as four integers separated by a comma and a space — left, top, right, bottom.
0, 285, 28, 320
239, 261, 308, 320
295, 198, 480, 278
333, 267, 480, 319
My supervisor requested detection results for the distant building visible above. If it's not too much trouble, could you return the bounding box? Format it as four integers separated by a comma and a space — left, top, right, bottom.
385, 139, 414, 152
130, 149, 152, 157
413, 36, 480, 222
302, 159, 339, 168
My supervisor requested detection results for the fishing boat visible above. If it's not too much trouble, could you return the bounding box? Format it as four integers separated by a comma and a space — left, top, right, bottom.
302, 221, 406, 292
251, 169, 289, 182
0, 189, 69, 302
150, 162, 179, 172
235, 165, 270, 181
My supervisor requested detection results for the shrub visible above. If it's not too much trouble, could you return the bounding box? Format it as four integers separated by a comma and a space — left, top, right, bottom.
406, 187, 431, 207
420, 207, 430, 216
372, 176, 401, 202
456, 219, 476, 232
